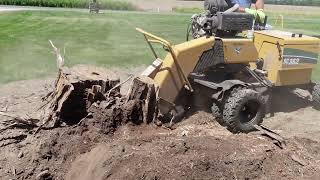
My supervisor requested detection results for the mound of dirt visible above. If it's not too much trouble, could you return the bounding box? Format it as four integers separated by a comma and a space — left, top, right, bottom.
1, 64, 320, 180
66, 112, 320, 180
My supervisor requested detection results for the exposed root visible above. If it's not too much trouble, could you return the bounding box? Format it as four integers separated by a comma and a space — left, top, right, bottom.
0, 134, 27, 147
0, 112, 39, 133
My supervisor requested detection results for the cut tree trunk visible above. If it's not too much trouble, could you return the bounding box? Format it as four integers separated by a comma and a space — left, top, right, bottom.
43, 67, 120, 127
126, 76, 158, 124
42, 65, 159, 131
86, 75, 159, 134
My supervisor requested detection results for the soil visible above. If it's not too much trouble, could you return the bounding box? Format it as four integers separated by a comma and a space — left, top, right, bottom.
1, 64, 320, 180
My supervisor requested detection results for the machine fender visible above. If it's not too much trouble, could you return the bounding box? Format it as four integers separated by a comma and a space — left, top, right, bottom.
193, 79, 247, 100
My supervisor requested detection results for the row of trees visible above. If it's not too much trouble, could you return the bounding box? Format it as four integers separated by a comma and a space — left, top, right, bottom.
264, 0, 319, 6
0, 0, 136, 10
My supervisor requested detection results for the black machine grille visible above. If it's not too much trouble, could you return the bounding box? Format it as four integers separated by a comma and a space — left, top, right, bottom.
218, 12, 254, 31
193, 39, 224, 73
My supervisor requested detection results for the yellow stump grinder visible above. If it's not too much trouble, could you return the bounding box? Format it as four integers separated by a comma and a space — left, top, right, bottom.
135, 3, 320, 133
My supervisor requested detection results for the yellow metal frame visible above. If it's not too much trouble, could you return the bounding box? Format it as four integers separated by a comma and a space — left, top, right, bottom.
136, 28, 194, 92
254, 30, 320, 86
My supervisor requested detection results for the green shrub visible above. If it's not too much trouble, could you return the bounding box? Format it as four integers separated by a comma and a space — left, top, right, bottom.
0, 0, 137, 10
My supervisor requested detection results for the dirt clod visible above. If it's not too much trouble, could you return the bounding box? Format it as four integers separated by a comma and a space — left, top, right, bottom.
36, 170, 51, 180
17, 151, 23, 158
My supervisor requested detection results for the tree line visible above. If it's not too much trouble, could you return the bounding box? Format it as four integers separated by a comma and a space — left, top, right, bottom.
187, 0, 320, 6
265, 0, 320, 6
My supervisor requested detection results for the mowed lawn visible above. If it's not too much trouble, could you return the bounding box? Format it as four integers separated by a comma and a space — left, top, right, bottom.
0, 10, 319, 84
0, 11, 190, 84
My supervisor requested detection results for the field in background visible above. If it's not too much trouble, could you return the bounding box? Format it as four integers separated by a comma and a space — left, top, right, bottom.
265, 0, 320, 6
0, 7, 319, 84
0, 0, 136, 10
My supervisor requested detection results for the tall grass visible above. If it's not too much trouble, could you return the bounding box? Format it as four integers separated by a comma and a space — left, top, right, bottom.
0, 0, 136, 10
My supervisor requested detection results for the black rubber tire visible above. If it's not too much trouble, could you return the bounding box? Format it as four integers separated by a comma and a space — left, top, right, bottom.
212, 102, 229, 126
211, 101, 222, 117
312, 83, 320, 109
223, 88, 266, 133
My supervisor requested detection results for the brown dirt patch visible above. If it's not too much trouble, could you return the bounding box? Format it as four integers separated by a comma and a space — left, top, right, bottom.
1, 65, 320, 179
66, 113, 320, 180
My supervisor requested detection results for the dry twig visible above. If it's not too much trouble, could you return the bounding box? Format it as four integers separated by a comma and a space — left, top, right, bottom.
106, 75, 134, 98
49, 40, 65, 69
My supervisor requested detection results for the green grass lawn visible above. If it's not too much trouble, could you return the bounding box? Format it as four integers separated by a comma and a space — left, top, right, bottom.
0, 11, 190, 84
0, 10, 319, 84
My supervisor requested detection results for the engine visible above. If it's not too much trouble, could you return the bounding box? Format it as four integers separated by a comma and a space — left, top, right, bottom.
189, 2, 254, 39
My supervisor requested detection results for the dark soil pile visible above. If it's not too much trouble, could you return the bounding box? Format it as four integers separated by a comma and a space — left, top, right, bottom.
87, 98, 141, 134
1, 65, 320, 180
65, 117, 320, 180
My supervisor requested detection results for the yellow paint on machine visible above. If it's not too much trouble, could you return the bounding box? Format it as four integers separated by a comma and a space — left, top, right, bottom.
254, 30, 320, 86
222, 38, 258, 63
138, 28, 319, 114
153, 37, 215, 108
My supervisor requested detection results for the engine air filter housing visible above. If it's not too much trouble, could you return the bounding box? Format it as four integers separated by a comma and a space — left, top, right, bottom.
217, 12, 254, 31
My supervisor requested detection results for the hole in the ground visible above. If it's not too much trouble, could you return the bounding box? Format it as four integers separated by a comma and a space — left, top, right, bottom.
59, 87, 88, 125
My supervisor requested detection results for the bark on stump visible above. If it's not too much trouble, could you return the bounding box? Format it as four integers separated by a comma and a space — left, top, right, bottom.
126, 76, 158, 124
86, 76, 159, 134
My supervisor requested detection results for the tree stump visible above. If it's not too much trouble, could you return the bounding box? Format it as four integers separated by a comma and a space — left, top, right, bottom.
126, 76, 158, 124
85, 76, 159, 134
43, 67, 120, 127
